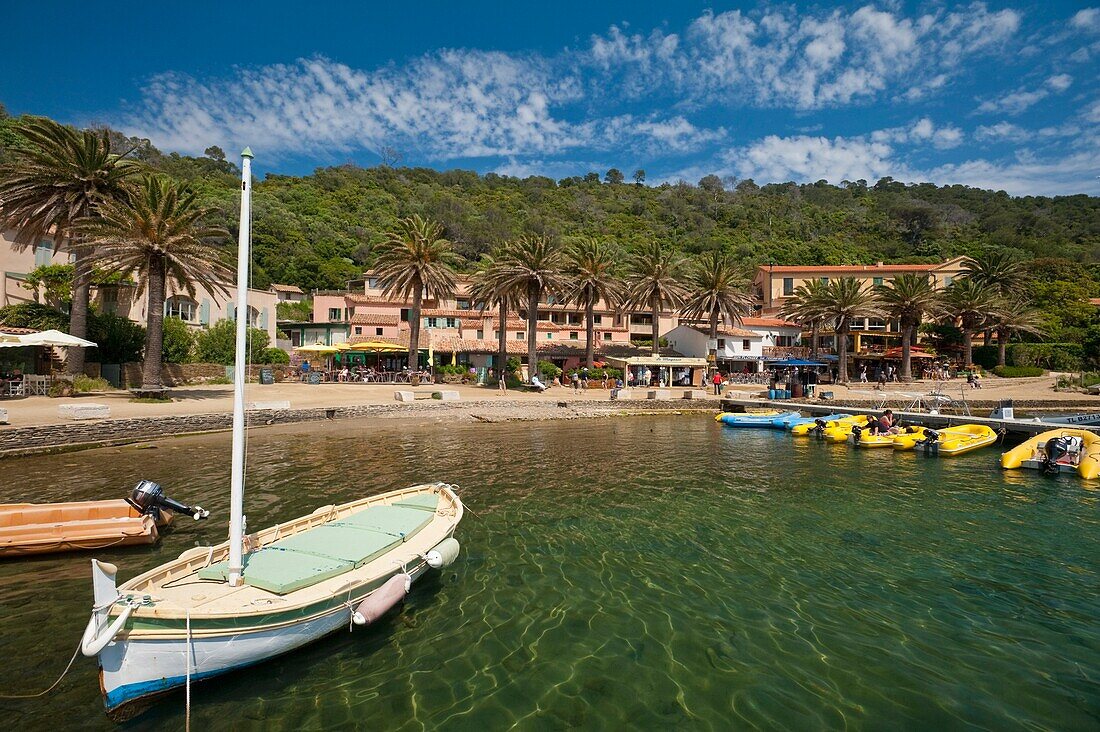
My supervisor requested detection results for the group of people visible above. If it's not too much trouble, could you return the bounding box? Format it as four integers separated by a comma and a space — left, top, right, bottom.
860, 364, 900, 389
294, 360, 433, 383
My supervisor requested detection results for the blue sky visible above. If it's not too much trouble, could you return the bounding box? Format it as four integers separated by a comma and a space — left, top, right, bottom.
5, 1, 1100, 195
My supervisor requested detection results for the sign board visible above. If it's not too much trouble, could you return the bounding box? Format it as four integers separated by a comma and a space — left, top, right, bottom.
259, 368, 274, 385
705, 339, 718, 351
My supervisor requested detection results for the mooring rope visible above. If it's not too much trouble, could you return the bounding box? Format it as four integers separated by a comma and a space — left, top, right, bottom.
185, 610, 193, 732
0, 639, 82, 699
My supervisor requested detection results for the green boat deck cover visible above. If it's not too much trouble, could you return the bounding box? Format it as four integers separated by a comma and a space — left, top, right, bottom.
197, 494, 439, 594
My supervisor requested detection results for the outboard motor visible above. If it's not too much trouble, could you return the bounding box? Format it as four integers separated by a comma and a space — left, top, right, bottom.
810, 418, 827, 437
128, 480, 209, 520
916, 429, 939, 454
1040, 436, 1075, 476
851, 424, 864, 439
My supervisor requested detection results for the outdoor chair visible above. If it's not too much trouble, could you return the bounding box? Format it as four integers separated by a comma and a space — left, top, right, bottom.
8, 378, 25, 397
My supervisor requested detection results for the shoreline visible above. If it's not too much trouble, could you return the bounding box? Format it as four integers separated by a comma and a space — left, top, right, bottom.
0, 398, 713, 459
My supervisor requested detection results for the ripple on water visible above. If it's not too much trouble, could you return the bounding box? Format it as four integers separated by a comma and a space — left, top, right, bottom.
0, 417, 1096, 731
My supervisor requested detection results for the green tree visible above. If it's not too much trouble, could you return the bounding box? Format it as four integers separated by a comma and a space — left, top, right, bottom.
491, 235, 568, 377
681, 251, 753, 370
194, 319, 270, 364
161, 316, 195, 363
21, 263, 75, 307
942, 278, 998, 367
373, 215, 457, 381
626, 242, 687, 356
605, 168, 624, 185
564, 237, 623, 368
632, 169, 645, 186
276, 299, 313, 321
875, 273, 943, 381
88, 311, 146, 364
779, 279, 829, 360
0, 117, 140, 374
76, 175, 231, 388
817, 277, 882, 383
990, 299, 1044, 367
0, 301, 69, 331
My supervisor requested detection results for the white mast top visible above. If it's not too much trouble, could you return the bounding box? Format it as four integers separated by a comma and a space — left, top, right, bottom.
227, 147, 254, 587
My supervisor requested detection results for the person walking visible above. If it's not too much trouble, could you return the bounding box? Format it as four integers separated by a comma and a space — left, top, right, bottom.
712, 371, 723, 396
859, 364, 868, 383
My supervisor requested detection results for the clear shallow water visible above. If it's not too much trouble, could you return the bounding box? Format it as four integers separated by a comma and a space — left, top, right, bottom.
0, 417, 1097, 731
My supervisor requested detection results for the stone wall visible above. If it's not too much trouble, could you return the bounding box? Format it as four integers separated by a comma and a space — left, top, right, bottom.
119, 362, 295, 387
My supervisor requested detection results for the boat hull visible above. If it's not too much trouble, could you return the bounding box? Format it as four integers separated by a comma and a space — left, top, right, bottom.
101, 560, 434, 720
717, 411, 800, 428
1001, 428, 1100, 479
0, 500, 170, 558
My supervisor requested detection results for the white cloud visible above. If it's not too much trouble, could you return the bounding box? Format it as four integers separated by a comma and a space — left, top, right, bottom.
1071, 8, 1100, 29
976, 75, 1073, 116
871, 118, 964, 149
975, 122, 1030, 142
1046, 74, 1073, 92
723, 134, 908, 184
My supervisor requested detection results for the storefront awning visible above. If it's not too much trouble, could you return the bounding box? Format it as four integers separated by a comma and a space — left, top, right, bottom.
604, 355, 708, 368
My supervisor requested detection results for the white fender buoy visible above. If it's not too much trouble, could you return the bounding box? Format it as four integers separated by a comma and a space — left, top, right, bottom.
425, 537, 460, 569
353, 574, 409, 626
81, 602, 134, 657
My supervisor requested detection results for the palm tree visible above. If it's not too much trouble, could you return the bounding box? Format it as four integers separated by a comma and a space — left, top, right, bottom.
816, 277, 882, 384
374, 215, 458, 383
491, 235, 568, 379
626, 242, 687, 356
875, 273, 942, 381
468, 251, 516, 377
942, 277, 998, 367
963, 249, 1029, 348
0, 117, 140, 374
779, 279, 829, 359
990, 299, 1044, 368
564, 237, 623, 369
681, 251, 753, 370
74, 175, 230, 388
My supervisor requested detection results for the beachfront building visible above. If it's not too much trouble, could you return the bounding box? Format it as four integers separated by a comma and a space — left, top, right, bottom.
665, 316, 803, 373
752, 258, 968, 359
270, 283, 307, 303
1, 228, 279, 344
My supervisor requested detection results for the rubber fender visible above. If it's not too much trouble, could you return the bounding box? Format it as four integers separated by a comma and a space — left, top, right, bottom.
353, 573, 409, 626
426, 537, 461, 569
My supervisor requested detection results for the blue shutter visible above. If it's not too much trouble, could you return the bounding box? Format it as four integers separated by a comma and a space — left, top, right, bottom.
260, 307, 269, 329
228, 303, 236, 321
35, 242, 52, 267
200, 298, 211, 325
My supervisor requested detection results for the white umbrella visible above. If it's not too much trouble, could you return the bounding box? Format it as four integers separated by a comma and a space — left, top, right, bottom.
17, 329, 98, 347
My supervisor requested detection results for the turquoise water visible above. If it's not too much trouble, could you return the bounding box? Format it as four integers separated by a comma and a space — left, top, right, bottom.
0, 417, 1097, 730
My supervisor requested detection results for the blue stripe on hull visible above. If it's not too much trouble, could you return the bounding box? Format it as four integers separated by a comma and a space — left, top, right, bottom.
105, 662, 249, 710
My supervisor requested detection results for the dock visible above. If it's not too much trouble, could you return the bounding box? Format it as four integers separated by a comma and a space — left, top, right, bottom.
718, 397, 1100, 437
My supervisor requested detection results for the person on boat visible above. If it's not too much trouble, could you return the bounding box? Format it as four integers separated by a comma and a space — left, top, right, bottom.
873, 409, 900, 435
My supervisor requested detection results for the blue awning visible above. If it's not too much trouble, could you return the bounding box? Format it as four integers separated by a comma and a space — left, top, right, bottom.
764, 358, 828, 366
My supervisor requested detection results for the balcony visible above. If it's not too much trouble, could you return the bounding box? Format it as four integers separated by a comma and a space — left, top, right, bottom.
763, 346, 811, 359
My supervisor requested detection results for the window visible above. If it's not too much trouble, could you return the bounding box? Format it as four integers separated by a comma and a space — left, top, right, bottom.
166, 296, 197, 322
516, 332, 524, 340
400, 308, 410, 322
569, 331, 579, 340
593, 315, 602, 324
447, 317, 458, 328
354, 327, 363, 335
546, 332, 553, 340
367, 277, 378, 289
376, 328, 384, 336
476, 330, 483, 339
603, 332, 612, 341
873, 277, 884, 286
820, 277, 829, 284
743, 339, 751, 350
456, 299, 470, 310
328, 308, 341, 322
717, 339, 725, 349
568, 315, 581, 325
943, 276, 954, 287
34, 241, 53, 267
782, 277, 794, 296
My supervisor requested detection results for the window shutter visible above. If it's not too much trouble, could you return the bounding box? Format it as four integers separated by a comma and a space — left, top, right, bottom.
228, 303, 236, 321
163, 299, 170, 317
200, 298, 211, 325
260, 307, 269, 329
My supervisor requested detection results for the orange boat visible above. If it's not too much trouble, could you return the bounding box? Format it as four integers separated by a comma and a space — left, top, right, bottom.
0, 482, 208, 558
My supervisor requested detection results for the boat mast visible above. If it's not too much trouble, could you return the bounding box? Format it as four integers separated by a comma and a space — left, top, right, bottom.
227, 147, 253, 587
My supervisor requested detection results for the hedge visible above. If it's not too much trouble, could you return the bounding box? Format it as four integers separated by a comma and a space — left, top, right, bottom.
1008, 343, 1083, 371
993, 365, 1045, 378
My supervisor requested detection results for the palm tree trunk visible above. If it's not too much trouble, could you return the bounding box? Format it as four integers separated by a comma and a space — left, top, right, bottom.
408, 284, 423, 385
585, 294, 595, 369
809, 321, 819, 360
837, 321, 849, 384
709, 308, 719, 374
67, 245, 89, 375
527, 283, 539, 381
650, 301, 660, 356
900, 323, 912, 382
141, 257, 166, 388
997, 329, 1007, 367
962, 329, 973, 368
497, 300, 507, 373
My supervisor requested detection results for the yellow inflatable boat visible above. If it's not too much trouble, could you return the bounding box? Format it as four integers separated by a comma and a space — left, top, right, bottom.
914, 424, 999, 456
821, 415, 877, 443
1001, 428, 1100, 479
851, 421, 896, 448
891, 426, 933, 450
791, 414, 863, 437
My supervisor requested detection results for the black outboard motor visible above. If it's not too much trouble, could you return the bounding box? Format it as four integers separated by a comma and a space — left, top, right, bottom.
1041, 436, 1071, 476
916, 429, 940, 454
851, 424, 864, 439
128, 480, 209, 521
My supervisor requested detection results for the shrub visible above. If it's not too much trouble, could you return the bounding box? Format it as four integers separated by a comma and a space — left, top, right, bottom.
261, 347, 290, 365
537, 360, 561, 378
276, 300, 313, 322
73, 374, 111, 392
970, 345, 998, 370
505, 356, 521, 374
48, 380, 75, 398
993, 365, 1045, 378
1008, 343, 1083, 371
0, 302, 69, 331
88, 312, 146, 363
161, 317, 195, 363
193, 319, 271, 365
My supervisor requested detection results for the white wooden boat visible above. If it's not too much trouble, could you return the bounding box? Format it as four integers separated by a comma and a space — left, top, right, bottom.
79, 149, 465, 721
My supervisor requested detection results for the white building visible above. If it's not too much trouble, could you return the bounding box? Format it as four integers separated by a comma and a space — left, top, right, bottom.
665, 317, 803, 373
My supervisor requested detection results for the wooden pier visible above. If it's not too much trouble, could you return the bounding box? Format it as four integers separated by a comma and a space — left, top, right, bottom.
718, 397, 1100, 437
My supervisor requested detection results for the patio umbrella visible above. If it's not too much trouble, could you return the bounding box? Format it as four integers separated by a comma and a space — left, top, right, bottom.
295, 344, 339, 355
17, 329, 97, 347
345, 340, 404, 353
